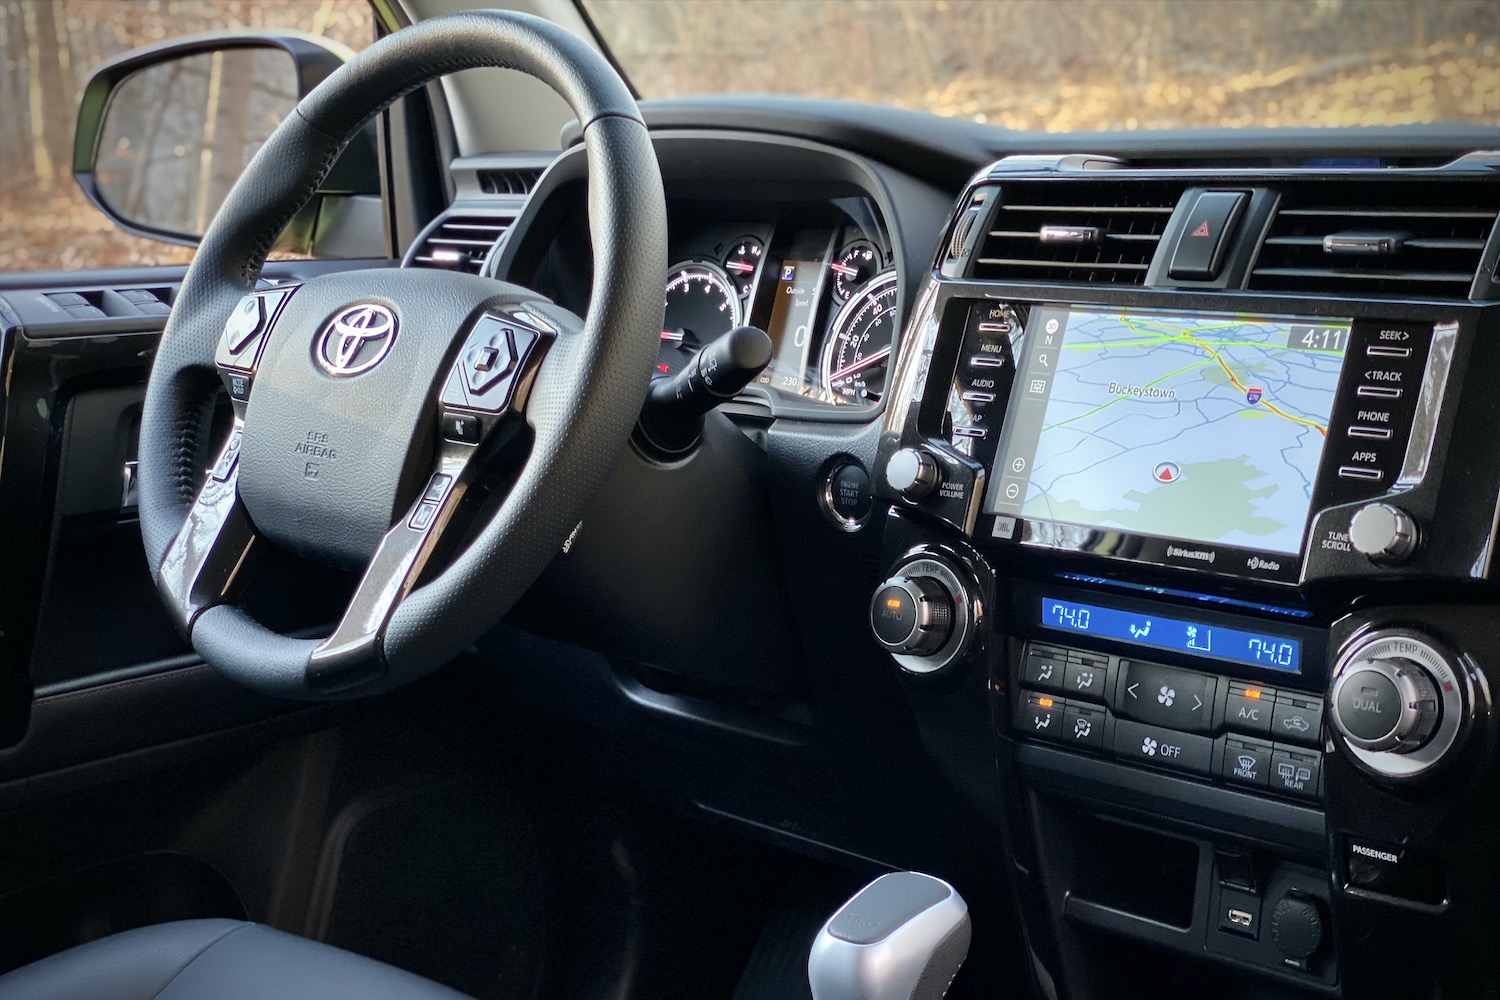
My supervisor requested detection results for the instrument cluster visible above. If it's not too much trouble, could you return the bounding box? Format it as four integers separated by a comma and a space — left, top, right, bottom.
659, 197, 898, 410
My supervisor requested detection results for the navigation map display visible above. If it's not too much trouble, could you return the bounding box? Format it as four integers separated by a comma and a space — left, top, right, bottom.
987, 305, 1351, 558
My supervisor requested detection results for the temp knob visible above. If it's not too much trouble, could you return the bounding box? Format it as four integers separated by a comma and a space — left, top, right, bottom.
885, 448, 940, 500
1330, 656, 1440, 753
871, 575, 954, 657
1349, 503, 1418, 564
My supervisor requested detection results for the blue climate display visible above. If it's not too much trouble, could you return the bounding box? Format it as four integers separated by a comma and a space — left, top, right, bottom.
1040, 597, 1301, 674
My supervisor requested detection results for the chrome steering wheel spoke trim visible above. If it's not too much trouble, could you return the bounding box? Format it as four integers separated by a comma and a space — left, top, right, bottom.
157, 419, 256, 634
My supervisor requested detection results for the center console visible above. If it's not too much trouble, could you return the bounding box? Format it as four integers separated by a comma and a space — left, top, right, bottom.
865, 156, 1500, 999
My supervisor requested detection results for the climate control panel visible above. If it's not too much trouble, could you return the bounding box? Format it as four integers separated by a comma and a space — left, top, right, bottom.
1015, 641, 1327, 801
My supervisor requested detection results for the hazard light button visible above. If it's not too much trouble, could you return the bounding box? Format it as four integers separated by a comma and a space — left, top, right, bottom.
1169, 190, 1248, 281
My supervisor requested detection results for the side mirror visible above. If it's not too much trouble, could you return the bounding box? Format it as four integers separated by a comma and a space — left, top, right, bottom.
74, 32, 380, 253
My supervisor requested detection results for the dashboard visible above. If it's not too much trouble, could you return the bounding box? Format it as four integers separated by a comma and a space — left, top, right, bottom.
652, 198, 897, 409
4, 88, 1500, 1000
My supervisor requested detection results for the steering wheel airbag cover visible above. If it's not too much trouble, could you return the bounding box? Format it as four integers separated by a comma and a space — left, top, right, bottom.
136, 12, 667, 698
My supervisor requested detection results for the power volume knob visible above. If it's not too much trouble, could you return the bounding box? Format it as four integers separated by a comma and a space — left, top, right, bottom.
885, 447, 940, 501
871, 576, 953, 656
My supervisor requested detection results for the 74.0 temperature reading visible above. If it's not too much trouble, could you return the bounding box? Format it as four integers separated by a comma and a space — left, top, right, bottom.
1248, 638, 1296, 668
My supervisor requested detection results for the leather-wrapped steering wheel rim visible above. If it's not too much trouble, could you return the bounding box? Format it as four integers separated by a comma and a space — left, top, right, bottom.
137, 11, 667, 699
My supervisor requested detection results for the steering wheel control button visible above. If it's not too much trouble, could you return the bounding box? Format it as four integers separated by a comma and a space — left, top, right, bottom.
1270, 693, 1324, 747
1222, 735, 1274, 787
1349, 503, 1419, 563
1111, 718, 1212, 775
1226, 681, 1277, 736
226, 371, 253, 401
215, 287, 293, 375
1113, 661, 1216, 735
1268, 745, 1322, 799
462, 327, 518, 395
442, 315, 540, 412
823, 462, 873, 528
408, 501, 440, 532
223, 296, 265, 357
1168, 190, 1248, 281
210, 432, 243, 483
422, 474, 453, 502
1021, 694, 1066, 743
442, 410, 482, 444
885, 447, 939, 500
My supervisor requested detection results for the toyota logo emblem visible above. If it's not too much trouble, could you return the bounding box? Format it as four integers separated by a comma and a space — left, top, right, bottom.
317, 303, 398, 376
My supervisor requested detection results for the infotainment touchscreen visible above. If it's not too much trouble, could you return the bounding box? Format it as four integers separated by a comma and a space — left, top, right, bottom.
986, 305, 1351, 559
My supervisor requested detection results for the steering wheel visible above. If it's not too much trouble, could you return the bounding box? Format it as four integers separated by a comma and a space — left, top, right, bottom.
137, 11, 667, 699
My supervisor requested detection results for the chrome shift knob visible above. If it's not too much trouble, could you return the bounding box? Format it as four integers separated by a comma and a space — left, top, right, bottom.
808, 872, 971, 1000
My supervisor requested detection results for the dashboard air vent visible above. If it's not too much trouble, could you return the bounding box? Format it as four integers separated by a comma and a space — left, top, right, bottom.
407, 213, 512, 273
477, 168, 542, 196
971, 180, 1184, 285
1250, 180, 1500, 299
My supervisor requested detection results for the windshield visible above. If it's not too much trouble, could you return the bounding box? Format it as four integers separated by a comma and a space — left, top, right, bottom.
582, 0, 1498, 131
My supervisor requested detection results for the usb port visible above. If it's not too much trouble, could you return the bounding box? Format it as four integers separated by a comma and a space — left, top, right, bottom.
1227, 908, 1253, 928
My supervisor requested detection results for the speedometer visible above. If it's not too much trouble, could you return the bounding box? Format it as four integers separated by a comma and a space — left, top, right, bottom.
660, 261, 741, 376
820, 270, 897, 405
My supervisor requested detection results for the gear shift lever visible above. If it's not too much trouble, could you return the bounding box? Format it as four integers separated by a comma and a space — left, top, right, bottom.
808, 872, 971, 1000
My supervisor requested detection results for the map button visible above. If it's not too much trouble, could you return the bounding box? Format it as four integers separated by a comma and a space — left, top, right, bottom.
1169, 190, 1248, 280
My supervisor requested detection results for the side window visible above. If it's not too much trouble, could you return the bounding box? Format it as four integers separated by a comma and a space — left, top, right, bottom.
0, 0, 374, 272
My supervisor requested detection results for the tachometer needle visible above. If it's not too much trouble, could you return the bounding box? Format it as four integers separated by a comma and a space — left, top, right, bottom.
827, 346, 891, 382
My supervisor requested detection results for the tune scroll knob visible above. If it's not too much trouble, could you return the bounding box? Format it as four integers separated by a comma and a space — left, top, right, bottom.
1349, 503, 1418, 564
885, 447, 940, 501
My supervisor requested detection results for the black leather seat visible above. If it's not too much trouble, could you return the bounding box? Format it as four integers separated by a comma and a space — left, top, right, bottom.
0, 919, 470, 999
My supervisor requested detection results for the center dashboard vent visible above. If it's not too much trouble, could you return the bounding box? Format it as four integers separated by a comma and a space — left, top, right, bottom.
970, 180, 1185, 285
406, 212, 513, 274
1249, 179, 1500, 299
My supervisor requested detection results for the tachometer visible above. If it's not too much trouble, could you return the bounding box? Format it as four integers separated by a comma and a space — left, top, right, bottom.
820, 270, 897, 405
660, 261, 742, 376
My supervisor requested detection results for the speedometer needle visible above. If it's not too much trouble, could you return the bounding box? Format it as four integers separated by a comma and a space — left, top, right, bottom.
826, 345, 891, 382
